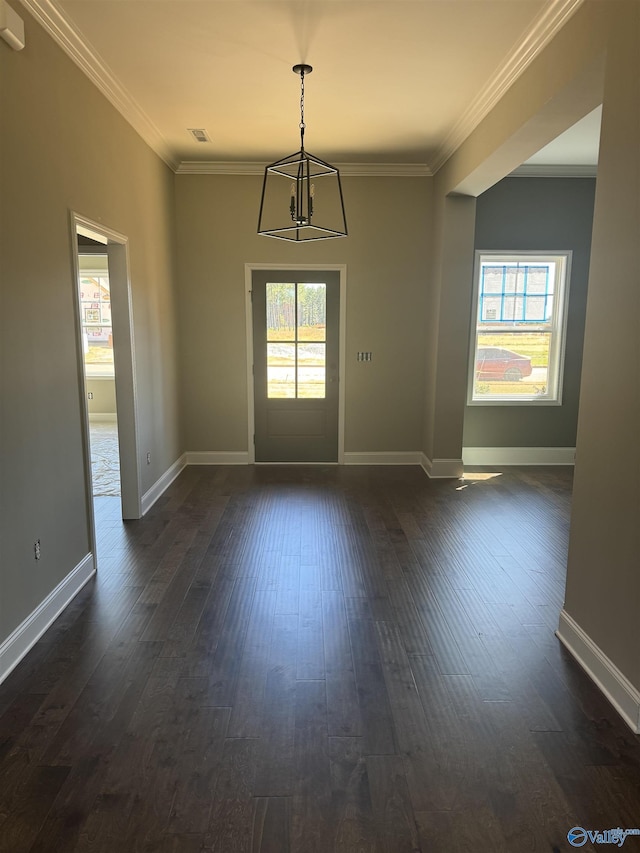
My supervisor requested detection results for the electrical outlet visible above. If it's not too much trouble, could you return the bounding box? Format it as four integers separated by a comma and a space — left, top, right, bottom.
87, 392, 94, 400
34, 539, 41, 560
357, 351, 373, 362
146, 452, 151, 465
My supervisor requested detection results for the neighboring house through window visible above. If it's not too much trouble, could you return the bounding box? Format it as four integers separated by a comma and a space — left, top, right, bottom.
79, 268, 114, 378
468, 252, 571, 405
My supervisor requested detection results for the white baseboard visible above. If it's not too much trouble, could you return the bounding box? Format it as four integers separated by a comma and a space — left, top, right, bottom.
0, 553, 95, 686
88, 413, 117, 423
141, 454, 187, 515
462, 446, 576, 466
343, 452, 422, 466
556, 609, 640, 734
255, 461, 338, 466
186, 451, 251, 466
421, 454, 464, 479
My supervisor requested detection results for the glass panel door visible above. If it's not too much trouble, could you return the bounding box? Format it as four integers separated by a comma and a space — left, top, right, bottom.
253, 271, 339, 462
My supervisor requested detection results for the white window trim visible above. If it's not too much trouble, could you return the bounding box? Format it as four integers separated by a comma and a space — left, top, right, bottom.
467, 250, 572, 407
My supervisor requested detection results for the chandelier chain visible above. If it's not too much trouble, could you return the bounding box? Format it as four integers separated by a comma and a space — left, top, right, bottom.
299, 68, 306, 147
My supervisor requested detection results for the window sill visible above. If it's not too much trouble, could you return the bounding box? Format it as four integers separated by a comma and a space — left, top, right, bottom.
467, 397, 562, 407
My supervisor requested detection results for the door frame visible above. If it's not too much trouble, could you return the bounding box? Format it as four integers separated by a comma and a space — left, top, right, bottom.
245, 263, 347, 464
71, 212, 142, 535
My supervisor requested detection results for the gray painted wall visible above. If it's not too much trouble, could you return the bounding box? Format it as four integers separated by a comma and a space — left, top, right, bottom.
463, 177, 596, 448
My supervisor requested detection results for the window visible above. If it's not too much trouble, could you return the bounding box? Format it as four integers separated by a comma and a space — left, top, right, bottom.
78, 265, 114, 378
266, 281, 326, 398
468, 252, 571, 404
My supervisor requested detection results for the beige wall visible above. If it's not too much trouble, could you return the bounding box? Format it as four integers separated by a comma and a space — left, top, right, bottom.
87, 379, 117, 416
422, 193, 476, 467
564, 1, 640, 690
174, 174, 431, 454
0, 5, 181, 642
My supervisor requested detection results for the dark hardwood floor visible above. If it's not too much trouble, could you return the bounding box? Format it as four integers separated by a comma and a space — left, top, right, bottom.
1, 464, 639, 852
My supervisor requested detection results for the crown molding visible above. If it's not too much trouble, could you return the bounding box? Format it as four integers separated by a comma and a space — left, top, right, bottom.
175, 161, 432, 177
430, 0, 586, 174
175, 161, 266, 176
509, 163, 597, 178
336, 163, 432, 177
19, 0, 178, 170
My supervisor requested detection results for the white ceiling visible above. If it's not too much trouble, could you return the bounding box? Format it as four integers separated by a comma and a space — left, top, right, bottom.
23, 0, 599, 174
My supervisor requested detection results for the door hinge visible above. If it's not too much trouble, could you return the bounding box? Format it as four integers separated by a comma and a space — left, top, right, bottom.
253, 434, 256, 444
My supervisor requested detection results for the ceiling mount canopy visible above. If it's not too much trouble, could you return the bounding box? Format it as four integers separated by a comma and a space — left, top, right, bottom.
257, 63, 347, 242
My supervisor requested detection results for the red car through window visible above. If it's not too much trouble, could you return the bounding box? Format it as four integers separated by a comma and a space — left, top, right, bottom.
475, 347, 532, 381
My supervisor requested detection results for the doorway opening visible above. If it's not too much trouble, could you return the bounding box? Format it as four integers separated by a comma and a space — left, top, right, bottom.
77, 240, 121, 499
72, 214, 141, 568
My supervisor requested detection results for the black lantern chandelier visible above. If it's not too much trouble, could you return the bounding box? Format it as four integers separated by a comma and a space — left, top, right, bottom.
257, 64, 347, 242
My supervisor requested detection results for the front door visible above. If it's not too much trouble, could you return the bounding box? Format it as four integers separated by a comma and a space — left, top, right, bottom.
252, 270, 340, 462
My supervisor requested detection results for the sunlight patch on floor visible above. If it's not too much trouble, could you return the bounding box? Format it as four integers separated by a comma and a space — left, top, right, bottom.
456, 470, 503, 490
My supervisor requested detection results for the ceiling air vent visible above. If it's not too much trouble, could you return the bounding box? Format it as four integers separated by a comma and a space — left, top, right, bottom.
188, 128, 211, 143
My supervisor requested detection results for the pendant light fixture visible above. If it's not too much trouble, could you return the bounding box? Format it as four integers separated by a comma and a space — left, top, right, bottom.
257, 64, 347, 242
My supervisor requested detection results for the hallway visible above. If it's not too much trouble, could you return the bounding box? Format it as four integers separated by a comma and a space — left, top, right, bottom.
1, 465, 639, 852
